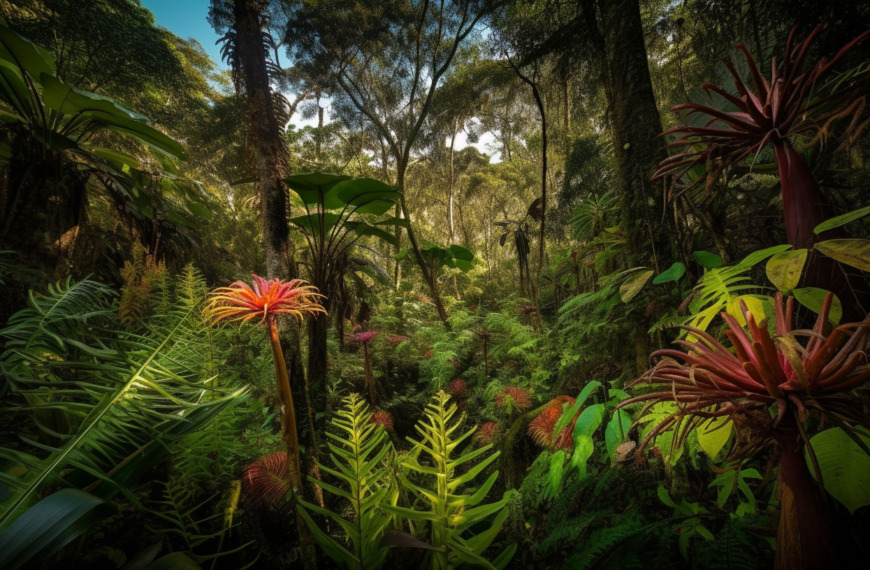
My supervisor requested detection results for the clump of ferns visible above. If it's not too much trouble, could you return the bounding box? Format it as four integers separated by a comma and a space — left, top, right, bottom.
620, 292, 870, 570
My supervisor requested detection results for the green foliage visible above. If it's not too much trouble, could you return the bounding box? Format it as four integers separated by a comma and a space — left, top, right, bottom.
0, 277, 247, 528
0, 489, 115, 570
298, 394, 395, 569
145, 477, 251, 567
386, 391, 516, 569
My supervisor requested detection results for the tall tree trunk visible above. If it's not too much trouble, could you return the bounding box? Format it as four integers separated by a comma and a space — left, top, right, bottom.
448, 127, 456, 243
230, 1, 315, 563
597, 0, 674, 269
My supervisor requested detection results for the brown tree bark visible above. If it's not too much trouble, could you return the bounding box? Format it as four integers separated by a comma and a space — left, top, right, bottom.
597, 0, 675, 269
229, 1, 316, 563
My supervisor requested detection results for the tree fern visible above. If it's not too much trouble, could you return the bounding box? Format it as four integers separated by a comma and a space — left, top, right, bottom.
386, 391, 516, 570
0, 278, 247, 528
297, 394, 395, 569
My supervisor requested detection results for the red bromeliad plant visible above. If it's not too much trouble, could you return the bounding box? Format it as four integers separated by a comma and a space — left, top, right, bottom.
495, 386, 533, 412
621, 293, 870, 570
474, 421, 500, 444
349, 330, 379, 403
528, 396, 581, 451
205, 275, 325, 504
656, 25, 870, 317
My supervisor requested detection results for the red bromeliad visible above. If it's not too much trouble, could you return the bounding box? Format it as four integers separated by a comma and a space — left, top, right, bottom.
656, 25, 870, 317
495, 386, 532, 412
205, 275, 325, 510
622, 293, 870, 570
528, 396, 581, 451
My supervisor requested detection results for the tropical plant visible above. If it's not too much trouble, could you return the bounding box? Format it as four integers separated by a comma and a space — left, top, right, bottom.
0, 276, 247, 570
204, 274, 325, 538
0, 20, 208, 271
349, 330, 379, 403
384, 391, 516, 569
285, 172, 401, 423
297, 394, 395, 569
655, 24, 870, 317
621, 292, 870, 570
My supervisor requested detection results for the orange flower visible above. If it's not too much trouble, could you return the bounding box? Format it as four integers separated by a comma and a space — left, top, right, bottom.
205, 274, 325, 324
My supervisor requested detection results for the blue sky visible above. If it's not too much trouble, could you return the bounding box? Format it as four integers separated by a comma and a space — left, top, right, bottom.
141, 0, 227, 68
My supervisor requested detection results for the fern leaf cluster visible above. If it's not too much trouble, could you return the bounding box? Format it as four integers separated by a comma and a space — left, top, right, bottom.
388, 391, 516, 570
298, 394, 395, 569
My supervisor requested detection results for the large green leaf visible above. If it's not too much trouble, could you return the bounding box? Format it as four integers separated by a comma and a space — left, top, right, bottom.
692, 251, 723, 269
652, 262, 686, 284
807, 428, 870, 514
792, 287, 842, 325
40, 74, 185, 158
814, 239, 870, 272
0, 489, 115, 570
290, 212, 340, 236
813, 205, 870, 234
619, 269, 654, 302
766, 249, 807, 292
0, 20, 55, 78
286, 172, 352, 207
696, 416, 732, 459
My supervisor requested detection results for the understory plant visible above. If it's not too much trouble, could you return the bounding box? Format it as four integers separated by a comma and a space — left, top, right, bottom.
205, 275, 325, 551
622, 293, 870, 570
386, 391, 516, 570
656, 24, 870, 317
297, 394, 395, 569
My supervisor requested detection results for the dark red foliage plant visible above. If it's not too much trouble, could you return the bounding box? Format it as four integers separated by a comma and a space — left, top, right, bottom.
656, 25, 870, 318
241, 452, 291, 510
495, 386, 532, 412
448, 378, 467, 396
528, 396, 581, 451
474, 421, 500, 444
620, 293, 870, 570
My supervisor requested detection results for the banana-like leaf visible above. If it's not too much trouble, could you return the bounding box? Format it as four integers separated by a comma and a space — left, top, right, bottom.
0, 489, 115, 570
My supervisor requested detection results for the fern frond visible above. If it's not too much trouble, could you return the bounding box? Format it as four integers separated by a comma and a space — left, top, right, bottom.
0, 286, 247, 528
298, 394, 394, 570
386, 391, 515, 569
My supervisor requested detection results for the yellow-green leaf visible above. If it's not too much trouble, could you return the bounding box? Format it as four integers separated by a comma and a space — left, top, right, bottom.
726, 295, 766, 326
814, 239, 870, 272
792, 288, 842, 325
765, 249, 807, 292
696, 416, 732, 459
619, 269, 654, 302
807, 428, 870, 514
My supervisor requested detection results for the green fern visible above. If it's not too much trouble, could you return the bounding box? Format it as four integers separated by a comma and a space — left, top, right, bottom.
298, 394, 395, 569
146, 477, 253, 567
0, 278, 247, 528
386, 391, 516, 570
564, 511, 650, 570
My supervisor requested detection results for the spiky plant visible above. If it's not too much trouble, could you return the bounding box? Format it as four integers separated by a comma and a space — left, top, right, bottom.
474, 421, 500, 445
204, 275, 324, 515
528, 396, 580, 451
656, 25, 870, 317
386, 391, 516, 569
621, 293, 870, 570
297, 394, 395, 569
495, 386, 533, 413
241, 452, 291, 509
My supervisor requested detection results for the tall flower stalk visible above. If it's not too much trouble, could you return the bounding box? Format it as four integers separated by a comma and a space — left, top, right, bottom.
205, 275, 325, 504
622, 293, 870, 569
349, 330, 378, 403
